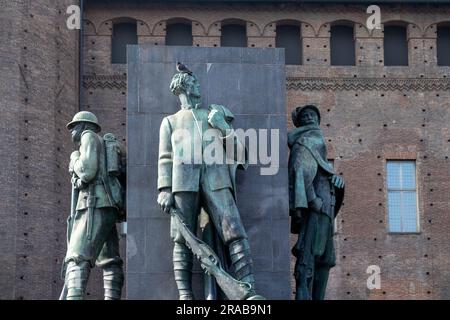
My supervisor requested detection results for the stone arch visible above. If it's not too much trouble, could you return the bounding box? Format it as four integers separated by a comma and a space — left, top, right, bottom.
135, 20, 151, 36
319, 19, 365, 36
83, 19, 96, 35
190, 19, 207, 36
98, 17, 138, 35
383, 20, 422, 38
219, 18, 248, 47
264, 19, 303, 36
245, 19, 262, 36
163, 17, 196, 45
152, 19, 167, 36
152, 17, 201, 35
169, 17, 203, 30
207, 20, 222, 36
221, 18, 247, 27
209, 18, 261, 36
425, 21, 450, 37
319, 20, 351, 37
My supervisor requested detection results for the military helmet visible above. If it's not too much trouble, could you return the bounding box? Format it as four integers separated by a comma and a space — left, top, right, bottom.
67, 111, 101, 132
292, 104, 321, 127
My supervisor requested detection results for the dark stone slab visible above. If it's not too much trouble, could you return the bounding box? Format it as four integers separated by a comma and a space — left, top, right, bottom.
253, 271, 292, 300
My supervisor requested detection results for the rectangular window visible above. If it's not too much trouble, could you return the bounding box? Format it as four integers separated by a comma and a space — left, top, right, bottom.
276, 25, 302, 65
112, 22, 138, 64
221, 24, 247, 47
330, 25, 355, 66
387, 161, 418, 233
165, 23, 193, 46
384, 26, 408, 66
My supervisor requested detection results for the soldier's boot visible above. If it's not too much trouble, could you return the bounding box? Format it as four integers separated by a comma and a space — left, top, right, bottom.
173, 242, 194, 300
103, 264, 124, 300
294, 265, 313, 300
65, 260, 90, 300
312, 265, 331, 300
229, 239, 264, 300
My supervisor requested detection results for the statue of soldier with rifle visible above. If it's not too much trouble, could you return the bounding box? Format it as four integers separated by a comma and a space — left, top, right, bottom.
60, 111, 126, 300
157, 64, 263, 300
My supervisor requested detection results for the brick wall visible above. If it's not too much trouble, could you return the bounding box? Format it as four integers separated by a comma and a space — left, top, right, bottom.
82, 2, 450, 300
0, 0, 79, 299
3, 1, 450, 299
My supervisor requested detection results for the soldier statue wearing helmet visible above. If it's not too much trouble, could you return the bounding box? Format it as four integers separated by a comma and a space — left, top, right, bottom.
60, 111, 126, 300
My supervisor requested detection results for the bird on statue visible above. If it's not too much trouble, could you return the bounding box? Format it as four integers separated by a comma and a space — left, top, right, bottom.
176, 61, 193, 75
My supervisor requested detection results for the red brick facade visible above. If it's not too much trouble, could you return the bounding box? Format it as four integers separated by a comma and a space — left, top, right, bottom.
2, 1, 450, 299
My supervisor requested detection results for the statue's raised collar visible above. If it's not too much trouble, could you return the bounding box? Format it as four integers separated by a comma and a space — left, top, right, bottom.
288, 124, 321, 148
181, 103, 201, 110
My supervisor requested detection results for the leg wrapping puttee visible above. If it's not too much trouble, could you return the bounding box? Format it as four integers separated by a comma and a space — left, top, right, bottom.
103, 264, 124, 300
173, 242, 194, 300
65, 260, 90, 300
229, 239, 255, 286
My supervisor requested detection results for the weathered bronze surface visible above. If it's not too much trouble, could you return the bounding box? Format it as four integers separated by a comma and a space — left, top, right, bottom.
156, 65, 263, 300
288, 105, 345, 300
60, 111, 126, 300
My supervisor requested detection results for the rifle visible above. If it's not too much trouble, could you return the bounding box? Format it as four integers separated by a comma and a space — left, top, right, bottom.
59, 173, 79, 300
170, 208, 264, 300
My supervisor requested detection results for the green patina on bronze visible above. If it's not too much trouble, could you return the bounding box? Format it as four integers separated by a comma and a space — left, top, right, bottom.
288, 104, 345, 300
157, 64, 263, 300
60, 111, 126, 300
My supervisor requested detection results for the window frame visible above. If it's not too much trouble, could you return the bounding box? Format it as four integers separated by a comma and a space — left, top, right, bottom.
437, 24, 450, 67
165, 21, 193, 46
330, 24, 356, 66
386, 160, 420, 234
383, 24, 409, 67
275, 23, 302, 65
220, 21, 247, 48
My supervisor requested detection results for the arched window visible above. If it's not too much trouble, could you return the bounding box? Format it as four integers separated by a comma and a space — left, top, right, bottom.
384, 25, 408, 66
166, 22, 193, 46
275, 24, 301, 65
330, 24, 355, 66
221, 24, 247, 47
437, 25, 450, 66
111, 22, 138, 64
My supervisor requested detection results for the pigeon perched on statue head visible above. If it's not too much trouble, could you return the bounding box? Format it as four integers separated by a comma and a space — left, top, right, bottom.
176, 61, 193, 75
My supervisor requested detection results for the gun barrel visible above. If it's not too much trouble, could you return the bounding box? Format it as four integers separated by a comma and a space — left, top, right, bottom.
170, 207, 259, 300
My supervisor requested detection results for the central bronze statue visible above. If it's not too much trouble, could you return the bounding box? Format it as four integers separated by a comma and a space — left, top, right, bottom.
288, 105, 345, 300
157, 65, 262, 300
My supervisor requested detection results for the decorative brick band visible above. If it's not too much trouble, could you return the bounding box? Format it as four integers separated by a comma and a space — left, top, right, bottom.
83, 74, 127, 90
83, 74, 450, 92
286, 77, 450, 91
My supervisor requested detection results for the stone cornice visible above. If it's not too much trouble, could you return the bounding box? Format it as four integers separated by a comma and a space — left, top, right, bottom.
83, 74, 450, 91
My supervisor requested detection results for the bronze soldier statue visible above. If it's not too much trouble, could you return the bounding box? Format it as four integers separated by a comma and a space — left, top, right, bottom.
157, 66, 259, 300
60, 111, 126, 300
288, 105, 345, 300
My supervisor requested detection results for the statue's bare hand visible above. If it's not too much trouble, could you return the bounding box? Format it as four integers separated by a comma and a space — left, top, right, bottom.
157, 188, 174, 214
331, 175, 345, 189
208, 109, 230, 135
